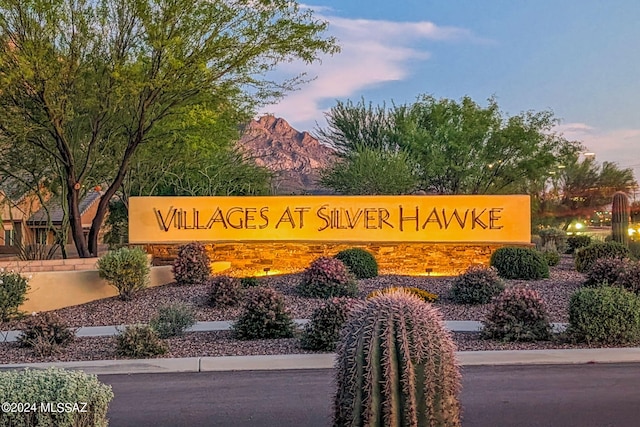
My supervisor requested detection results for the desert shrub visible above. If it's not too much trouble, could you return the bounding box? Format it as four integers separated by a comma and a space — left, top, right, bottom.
541, 248, 560, 266
567, 235, 592, 254
531, 234, 542, 249
568, 286, 640, 345
240, 277, 260, 288
490, 247, 549, 280
17, 312, 75, 356
0, 270, 29, 321
300, 298, 357, 351
449, 265, 505, 305
172, 242, 211, 286
97, 247, 150, 300
574, 241, 630, 273
149, 303, 196, 338
538, 227, 567, 253
233, 287, 295, 340
207, 275, 244, 307
368, 286, 439, 303
116, 324, 168, 358
629, 241, 640, 260
334, 248, 378, 279
616, 261, 640, 294
0, 367, 113, 427
482, 287, 552, 342
583, 257, 631, 288
298, 257, 358, 299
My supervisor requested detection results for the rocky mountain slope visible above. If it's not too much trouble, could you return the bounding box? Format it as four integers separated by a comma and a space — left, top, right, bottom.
238, 115, 337, 194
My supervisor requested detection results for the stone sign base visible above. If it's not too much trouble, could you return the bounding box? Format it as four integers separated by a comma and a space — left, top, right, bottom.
145, 242, 531, 277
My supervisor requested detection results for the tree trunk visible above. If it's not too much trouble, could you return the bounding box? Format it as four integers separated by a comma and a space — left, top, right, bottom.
67, 180, 91, 258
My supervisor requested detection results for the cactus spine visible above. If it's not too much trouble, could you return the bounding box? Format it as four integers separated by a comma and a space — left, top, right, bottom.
333, 289, 461, 427
612, 191, 630, 246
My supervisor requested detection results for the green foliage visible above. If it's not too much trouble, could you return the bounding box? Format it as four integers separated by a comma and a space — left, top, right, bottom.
240, 277, 260, 288
568, 286, 640, 345
541, 248, 561, 266
172, 242, 211, 286
149, 303, 197, 339
449, 265, 505, 305
538, 228, 567, 253
368, 287, 439, 303
0, 367, 113, 427
298, 257, 358, 299
103, 199, 129, 249
17, 312, 75, 356
334, 288, 461, 426
629, 241, 640, 260
574, 242, 631, 273
334, 248, 378, 279
116, 324, 168, 358
616, 262, 640, 294
482, 287, 552, 342
320, 146, 419, 195
97, 247, 150, 300
566, 235, 592, 254
207, 275, 244, 308
583, 257, 631, 288
300, 298, 357, 351
0, 270, 29, 321
490, 247, 550, 280
233, 288, 295, 340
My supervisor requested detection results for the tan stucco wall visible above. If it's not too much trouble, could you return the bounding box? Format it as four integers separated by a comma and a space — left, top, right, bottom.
18, 266, 175, 313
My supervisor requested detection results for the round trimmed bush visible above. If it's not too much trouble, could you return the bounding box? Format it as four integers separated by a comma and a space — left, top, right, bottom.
490, 247, 550, 280
574, 241, 630, 273
568, 286, 640, 345
334, 248, 378, 279
567, 235, 592, 254
149, 303, 196, 338
172, 242, 211, 286
300, 298, 358, 351
616, 261, 640, 294
0, 270, 29, 321
449, 265, 505, 305
116, 324, 168, 358
233, 287, 295, 340
541, 248, 560, 266
583, 257, 631, 288
207, 275, 244, 308
482, 287, 552, 342
97, 247, 150, 300
298, 257, 358, 299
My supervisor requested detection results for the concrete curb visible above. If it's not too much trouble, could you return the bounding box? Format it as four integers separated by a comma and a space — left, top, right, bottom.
3, 348, 640, 375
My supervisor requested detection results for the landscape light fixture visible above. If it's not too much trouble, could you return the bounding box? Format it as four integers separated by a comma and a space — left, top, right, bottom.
425, 267, 433, 276
263, 267, 271, 275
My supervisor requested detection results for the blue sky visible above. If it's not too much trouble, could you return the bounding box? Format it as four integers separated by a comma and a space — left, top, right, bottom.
260, 1, 640, 182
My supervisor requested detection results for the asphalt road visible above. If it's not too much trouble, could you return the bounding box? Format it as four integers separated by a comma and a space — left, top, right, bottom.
101, 363, 640, 427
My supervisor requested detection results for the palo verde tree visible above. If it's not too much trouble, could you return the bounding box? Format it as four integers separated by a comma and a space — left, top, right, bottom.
0, 0, 338, 257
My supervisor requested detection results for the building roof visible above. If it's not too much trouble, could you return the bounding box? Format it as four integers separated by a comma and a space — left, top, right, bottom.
27, 189, 104, 226
0, 175, 38, 203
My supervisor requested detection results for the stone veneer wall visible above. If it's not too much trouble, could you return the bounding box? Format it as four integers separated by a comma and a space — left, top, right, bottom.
146, 242, 532, 277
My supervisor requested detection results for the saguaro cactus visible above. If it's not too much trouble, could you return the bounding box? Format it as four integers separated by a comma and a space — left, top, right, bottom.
333, 288, 461, 427
612, 191, 630, 246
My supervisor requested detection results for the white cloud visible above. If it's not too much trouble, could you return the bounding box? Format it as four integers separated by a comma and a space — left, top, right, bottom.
555, 122, 640, 181
259, 11, 476, 130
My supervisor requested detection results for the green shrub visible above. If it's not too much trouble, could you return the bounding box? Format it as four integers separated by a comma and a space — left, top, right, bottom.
207, 275, 244, 307
629, 241, 640, 260
334, 248, 378, 279
567, 235, 592, 254
449, 265, 505, 305
233, 287, 295, 340
149, 303, 196, 338
583, 257, 631, 288
368, 286, 439, 303
298, 257, 358, 299
616, 261, 640, 294
538, 227, 567, 253
0, 367, 113, 427
17, 312, 76, 356
541, 248, 560, 266
574, 242, 630, 273
97, 247, 150, 300
490, 247, 550, 280
172, 242, 211, 286
116, 324, 168, 358
240, 277, 260, 288
568, 286, 640, 345
0, 269, 29, 321
300, 298, 357, 351
531, 234, 542, 249
482, 287, 552, 342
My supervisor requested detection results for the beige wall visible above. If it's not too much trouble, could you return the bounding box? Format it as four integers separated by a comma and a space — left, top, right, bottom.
19, 266, 175, 313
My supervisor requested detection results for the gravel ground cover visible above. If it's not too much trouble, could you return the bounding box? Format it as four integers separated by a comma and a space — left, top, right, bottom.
0, 255, 605, 364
